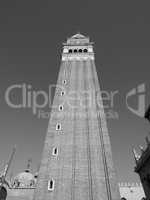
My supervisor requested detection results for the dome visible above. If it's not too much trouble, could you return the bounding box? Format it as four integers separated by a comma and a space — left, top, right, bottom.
16, 171, 34, 182
13, 170, 36, 188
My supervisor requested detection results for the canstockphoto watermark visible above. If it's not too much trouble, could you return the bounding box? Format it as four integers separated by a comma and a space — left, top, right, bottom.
4, 83, 119, 117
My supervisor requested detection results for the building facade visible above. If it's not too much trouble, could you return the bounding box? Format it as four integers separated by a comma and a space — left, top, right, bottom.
33, 33, 120, 200
134, 137, 150, 199
4, 33, 146, 200
6, 175, 146, 200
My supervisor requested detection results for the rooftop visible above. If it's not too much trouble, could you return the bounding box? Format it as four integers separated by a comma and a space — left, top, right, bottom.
64, 33, 93, 46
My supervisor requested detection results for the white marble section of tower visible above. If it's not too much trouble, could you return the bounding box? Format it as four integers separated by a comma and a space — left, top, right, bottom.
62, 33, 94, 60
33, 33, 120, 200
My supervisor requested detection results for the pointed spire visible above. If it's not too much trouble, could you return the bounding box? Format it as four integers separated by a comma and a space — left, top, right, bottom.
132, 148, 140, 163
3, 146, 16, 178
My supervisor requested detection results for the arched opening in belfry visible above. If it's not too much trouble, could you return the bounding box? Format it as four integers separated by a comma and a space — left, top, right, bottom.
74, 49, 77, 53
84, 49, 88, 52
69, 49, 72, 53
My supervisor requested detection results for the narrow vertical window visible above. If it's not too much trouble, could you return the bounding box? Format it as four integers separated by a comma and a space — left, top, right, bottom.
59, 105, 63, 111
56, 123, 61, 131
61, 91, 65, 96
48, 179, 55, 191
63, 80, 67, 84
52, 147, 58, 156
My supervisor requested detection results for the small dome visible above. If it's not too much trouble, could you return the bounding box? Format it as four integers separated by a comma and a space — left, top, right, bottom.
13, 170, 36, 188
16, 171, 34, 181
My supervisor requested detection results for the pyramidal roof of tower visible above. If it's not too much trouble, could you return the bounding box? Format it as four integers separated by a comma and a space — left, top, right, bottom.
71, 33, 86, 39
65, 33, 91, 45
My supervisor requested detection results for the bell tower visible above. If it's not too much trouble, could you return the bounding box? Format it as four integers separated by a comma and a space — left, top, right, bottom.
33, 33, 120, 200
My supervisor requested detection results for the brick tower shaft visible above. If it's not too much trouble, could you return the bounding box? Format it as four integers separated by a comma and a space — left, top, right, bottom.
33, 33, 120, 200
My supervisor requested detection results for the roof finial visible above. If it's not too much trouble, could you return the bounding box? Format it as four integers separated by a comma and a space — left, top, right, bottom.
34, 163, 40, 178
26, 158, 32, 172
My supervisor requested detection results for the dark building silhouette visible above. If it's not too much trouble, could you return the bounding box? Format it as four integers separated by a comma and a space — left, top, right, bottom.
134, 137, 150, 200
0, 186, 7, 200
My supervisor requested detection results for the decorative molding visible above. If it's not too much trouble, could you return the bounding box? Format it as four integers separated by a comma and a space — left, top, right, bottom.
118, 182, 142, 187
62, 55, 94, 61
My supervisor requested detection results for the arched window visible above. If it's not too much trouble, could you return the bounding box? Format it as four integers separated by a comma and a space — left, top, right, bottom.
69, 49, 72, 53
63, 80, 67, 85
48, 179, 55, 191
84, 49, 88, 53
79, 49, 82, 53
59, 105, 63, 111
74, 49, 77, 53
61, 91, 65, 96
56, 123, 61, 131
52, 147, 58, 156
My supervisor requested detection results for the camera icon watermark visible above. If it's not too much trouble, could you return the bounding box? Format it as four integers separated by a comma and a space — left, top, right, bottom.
126, 83, 146, 117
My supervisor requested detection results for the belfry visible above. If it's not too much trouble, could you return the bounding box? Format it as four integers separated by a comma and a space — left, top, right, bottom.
33, 33, 120, 200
